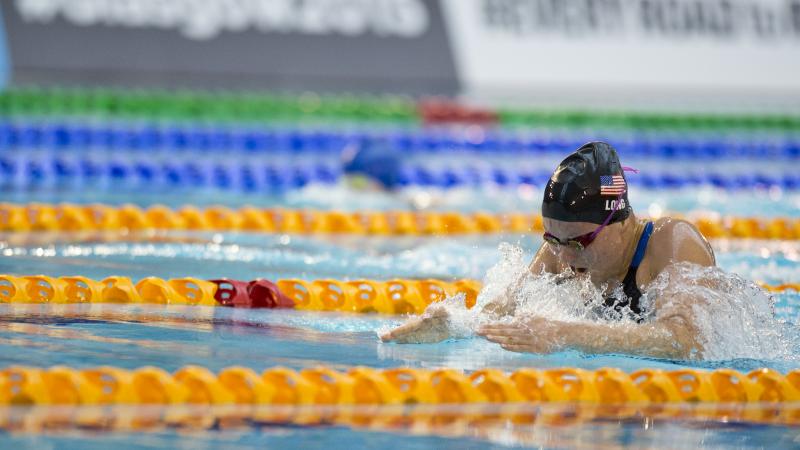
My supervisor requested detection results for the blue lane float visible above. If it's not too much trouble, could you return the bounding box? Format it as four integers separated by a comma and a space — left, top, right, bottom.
1, 120, 800, 159
1, 153, 798, 191
0, 156, 342, 191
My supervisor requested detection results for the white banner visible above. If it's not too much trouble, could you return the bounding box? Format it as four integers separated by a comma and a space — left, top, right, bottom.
13, 0, 430, 40
441, 0, 800, 100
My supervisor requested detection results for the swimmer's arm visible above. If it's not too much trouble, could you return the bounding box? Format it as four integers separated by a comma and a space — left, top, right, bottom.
381, 279, 522, 344
480, 265, 705, 359
479, 313, 701, 360
380, 282, 523, 344
479, 281, 519, 317
379, 304, 451, 343
382, 245, 556, 344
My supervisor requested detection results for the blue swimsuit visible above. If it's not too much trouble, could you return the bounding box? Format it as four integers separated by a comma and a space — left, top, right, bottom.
603, 221, 654, 319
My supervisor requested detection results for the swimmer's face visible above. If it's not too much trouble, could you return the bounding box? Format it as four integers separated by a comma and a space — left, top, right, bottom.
543, 217, 626, 274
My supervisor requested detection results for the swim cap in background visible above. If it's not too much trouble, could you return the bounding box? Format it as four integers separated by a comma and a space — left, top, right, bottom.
542, 141, 632, 224
342, 139, 403, 189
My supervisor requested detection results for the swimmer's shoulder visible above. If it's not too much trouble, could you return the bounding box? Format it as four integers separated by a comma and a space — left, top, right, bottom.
639, 217, 716, 284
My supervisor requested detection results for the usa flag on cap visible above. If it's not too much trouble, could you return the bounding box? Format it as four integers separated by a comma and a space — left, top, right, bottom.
600, 174, 626, 195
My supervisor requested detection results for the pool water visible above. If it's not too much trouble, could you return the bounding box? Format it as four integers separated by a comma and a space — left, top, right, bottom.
1, 186, 799, 449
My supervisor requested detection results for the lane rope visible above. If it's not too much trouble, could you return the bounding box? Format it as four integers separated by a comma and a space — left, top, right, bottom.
4, 87, 800, 131
0, 275, 481, 313
2, 203, 799, 239
2, 156, 796, 191
0, 273, 795, 312
2, 365, 799, 407
3, 120, 798, 158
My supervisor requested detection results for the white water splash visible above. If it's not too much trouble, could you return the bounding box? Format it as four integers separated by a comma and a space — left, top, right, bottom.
644, 262, 791, 362
437, 243, 794, 362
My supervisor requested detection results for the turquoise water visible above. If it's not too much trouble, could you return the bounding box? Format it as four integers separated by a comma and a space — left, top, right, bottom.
1, 232, 798, 372
5, 420, 798, 450
1, 188, 799, 448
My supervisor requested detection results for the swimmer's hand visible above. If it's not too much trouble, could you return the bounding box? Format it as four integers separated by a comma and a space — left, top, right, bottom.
379, 305, 450, 344
478, 318, 563, 354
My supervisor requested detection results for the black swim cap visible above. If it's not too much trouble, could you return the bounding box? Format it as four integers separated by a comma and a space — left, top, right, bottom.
541, 142, 632, 225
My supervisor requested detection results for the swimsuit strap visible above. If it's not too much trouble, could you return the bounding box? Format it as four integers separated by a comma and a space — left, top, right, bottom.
630, 221, 654, 268
607, 221, 654, 320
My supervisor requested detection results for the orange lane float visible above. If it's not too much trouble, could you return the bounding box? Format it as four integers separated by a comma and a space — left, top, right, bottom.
2, 366, 800, 433
0, 274, 796, 312
1, 365, 799, 408
1, 203, 799, 239
0, 274, 481, 313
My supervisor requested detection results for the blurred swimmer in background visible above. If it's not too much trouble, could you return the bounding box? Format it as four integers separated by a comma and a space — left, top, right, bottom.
342, 138, 445, 210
